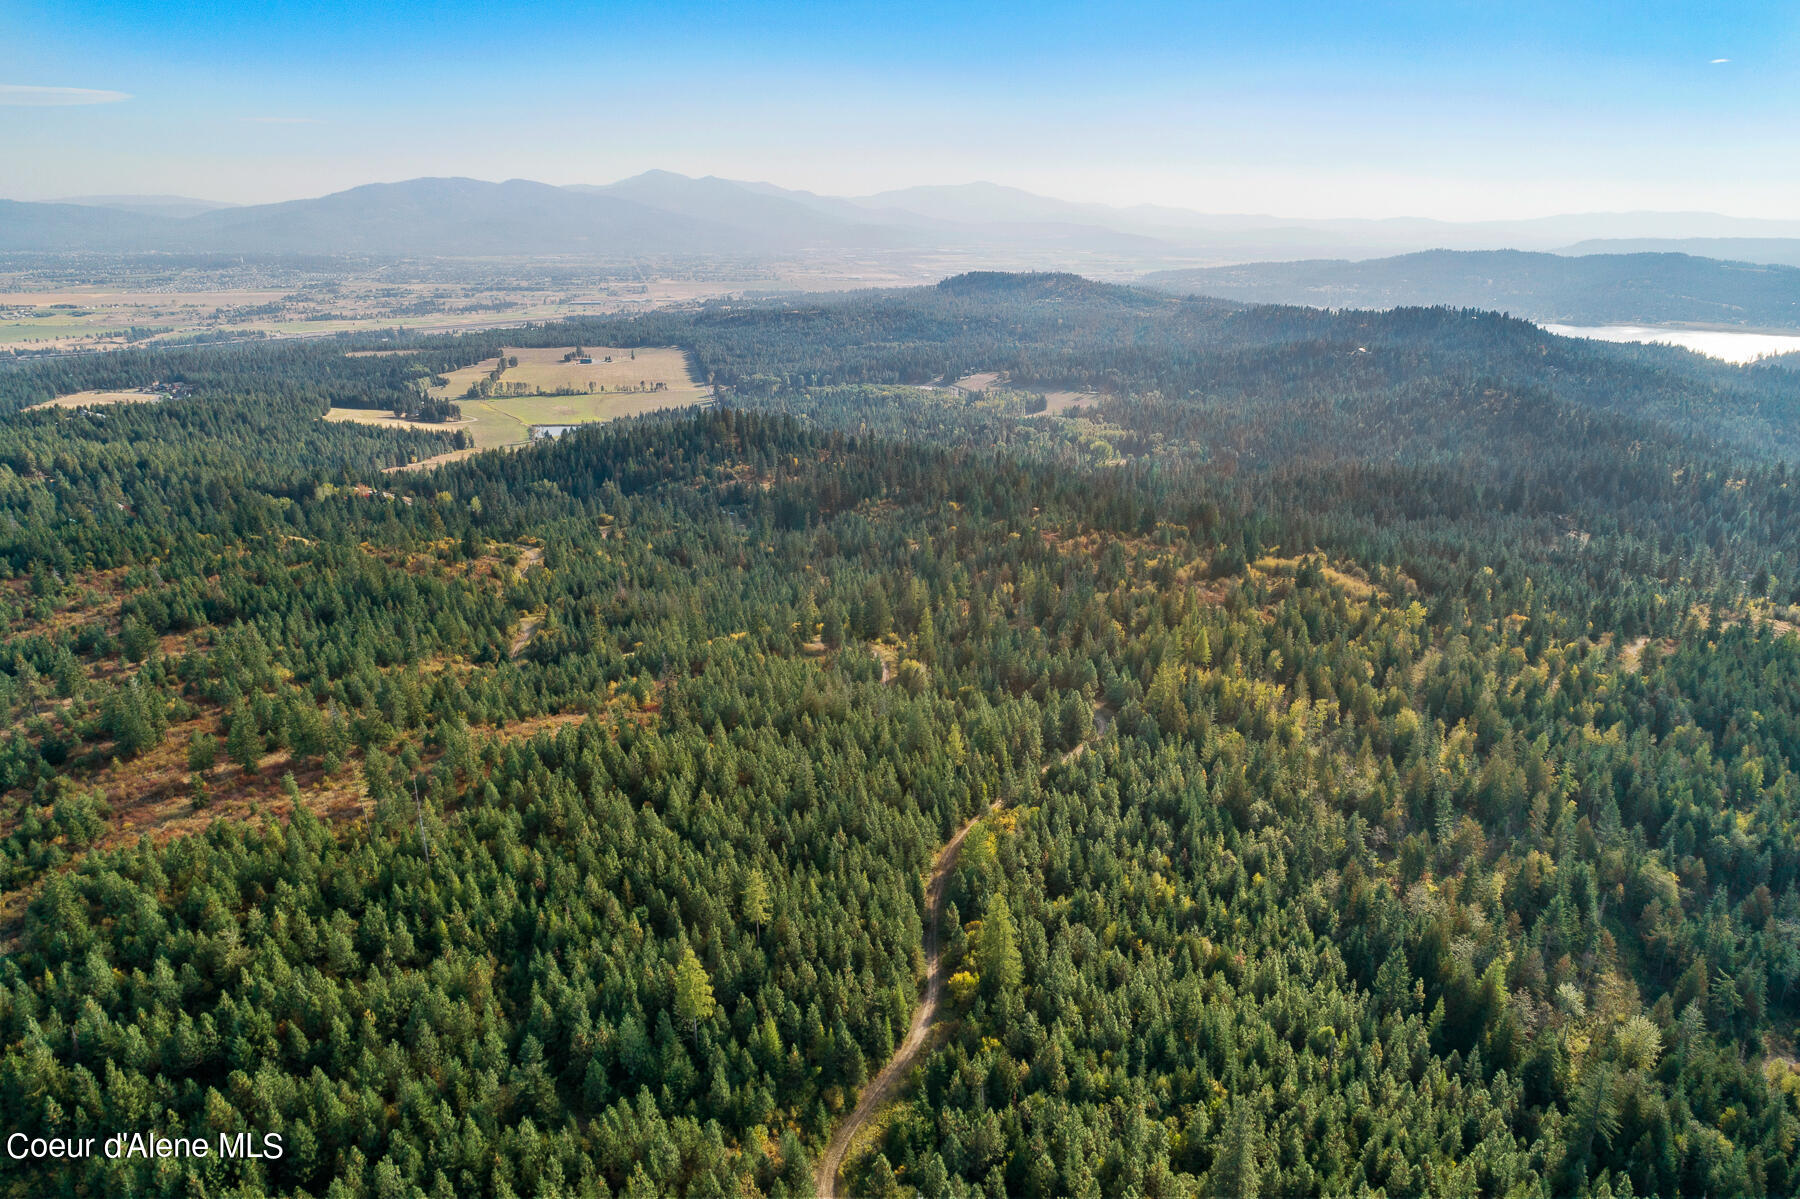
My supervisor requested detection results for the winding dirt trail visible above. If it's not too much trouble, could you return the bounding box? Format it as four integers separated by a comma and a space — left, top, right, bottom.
509, 614, 542, 660
815, 803, 987, 1197
815, 703, 1112, 1196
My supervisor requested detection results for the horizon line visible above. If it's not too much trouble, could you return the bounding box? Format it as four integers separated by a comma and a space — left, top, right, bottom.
13, 172, 1800, 229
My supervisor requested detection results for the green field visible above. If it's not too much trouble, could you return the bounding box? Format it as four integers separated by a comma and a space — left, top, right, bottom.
317, 345, 708, 452
456, 401, 532, 448
430, 346, 709, 447
454, 391, 707, 449
0, 320, 127, 343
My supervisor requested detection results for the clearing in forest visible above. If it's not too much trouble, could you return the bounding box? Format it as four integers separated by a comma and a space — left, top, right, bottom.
324, 407, 470, 433
428, 345, 705, 405
427, 345, 709, 448
383, 448, 480, 474
1036, 389, 1101, 415
952, 371, 1004, 392
28, 388, 174, 410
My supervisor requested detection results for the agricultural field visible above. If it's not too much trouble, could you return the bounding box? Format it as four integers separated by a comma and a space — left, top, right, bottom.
0, 288, 286, 350
0, 261, 836, 353
951, 370, 1004, 392
25, 388, 172, 410
1036, 387, 1101, 414
429, 345, 710, 448
0, 242, 1171, 355
309, 345, 709, 456
382, 448, 479, 474
0, 280, 582, 351
427, 345, 705, 402
326, 404, 521, 453
323, 407, 469, 433
453, 403, 532, 449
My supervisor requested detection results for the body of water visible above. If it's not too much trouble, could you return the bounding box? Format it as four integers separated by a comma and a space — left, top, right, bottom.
1542, 323, 1800, 364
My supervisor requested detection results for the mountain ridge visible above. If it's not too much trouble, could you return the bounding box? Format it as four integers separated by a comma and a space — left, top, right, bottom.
1140, 248, 1800, 329
10, 172, 1800, 266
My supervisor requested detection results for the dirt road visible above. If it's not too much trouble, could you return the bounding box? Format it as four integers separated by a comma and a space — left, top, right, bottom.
815, 702, 1111, 1195
814, 805, 986, 1197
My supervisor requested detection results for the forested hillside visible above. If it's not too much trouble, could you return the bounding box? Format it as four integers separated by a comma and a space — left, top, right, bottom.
0, 277, 1797, 1198
1140, 250, 1800, 330
397, 272, 1800, 462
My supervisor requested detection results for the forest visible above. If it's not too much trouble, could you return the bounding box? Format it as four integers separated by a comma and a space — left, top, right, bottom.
1139, 249, 1800, 330
0, 274, 1797, 1197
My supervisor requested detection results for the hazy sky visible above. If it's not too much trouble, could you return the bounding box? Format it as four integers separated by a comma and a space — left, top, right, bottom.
4, 0, 1797, 219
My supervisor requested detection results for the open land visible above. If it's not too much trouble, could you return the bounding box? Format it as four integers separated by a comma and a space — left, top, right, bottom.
0, 244, 1173, 355
426, 344, 706, 403
26, 388, 172, 410
20, 343, 704, 456
0, 273, 731, 352
1037, 388, 1101, 414
323, 407, 473, 433
428, 345, 709, 449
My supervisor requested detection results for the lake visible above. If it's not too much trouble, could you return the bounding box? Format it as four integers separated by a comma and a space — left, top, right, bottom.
1542, 323, 1800, 364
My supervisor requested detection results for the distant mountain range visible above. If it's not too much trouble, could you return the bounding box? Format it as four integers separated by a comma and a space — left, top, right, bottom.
1563, 238, 1800, 269
53, 194, 239, 220
1140, 249, 1800, 330
10, 173, 1800, 272
3, 179, 769, 257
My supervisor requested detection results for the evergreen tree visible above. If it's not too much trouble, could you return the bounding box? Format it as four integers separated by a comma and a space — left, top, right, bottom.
673, 945, 716, 1042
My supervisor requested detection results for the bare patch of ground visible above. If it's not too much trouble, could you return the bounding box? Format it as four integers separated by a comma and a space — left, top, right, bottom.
429, 345, 706, 404
869, 641, 898, 685
511, 612, 544, 659
1036, 389, 1100, 415
324, 407, 471, 433
383, 448, 480, 473
952, 371, 1004, 392
28, 389, 170, 410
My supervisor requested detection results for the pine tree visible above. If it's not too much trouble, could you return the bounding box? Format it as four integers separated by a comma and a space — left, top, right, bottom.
673, 945, 716, 1042
187, 731, 218, 775
977, 894, 1023, 997
740, 870, 771, 939
227, 707, 260, 773
1205, 1102, 1264, 1199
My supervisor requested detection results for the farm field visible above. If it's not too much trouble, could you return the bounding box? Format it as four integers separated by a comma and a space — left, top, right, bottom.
427, 345, 709, 448
427, 345, 706, 403
0, 243, 1174, 354
453, 402, 532, 449
494, 388, 709, 426
0, 320, 133, 346
311, 345, 708, 455
26, 388, 172, 409
382, 447, 479, 474
331, 401, 523, 451
0, 269, 804, 352
323, 407, 469, 433
1037, 388, 1100, 414
0, 285, 585, 351
952, 370, 1004, 391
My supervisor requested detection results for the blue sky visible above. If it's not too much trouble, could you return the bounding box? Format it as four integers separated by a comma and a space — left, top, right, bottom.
3, 0, 1796, 217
